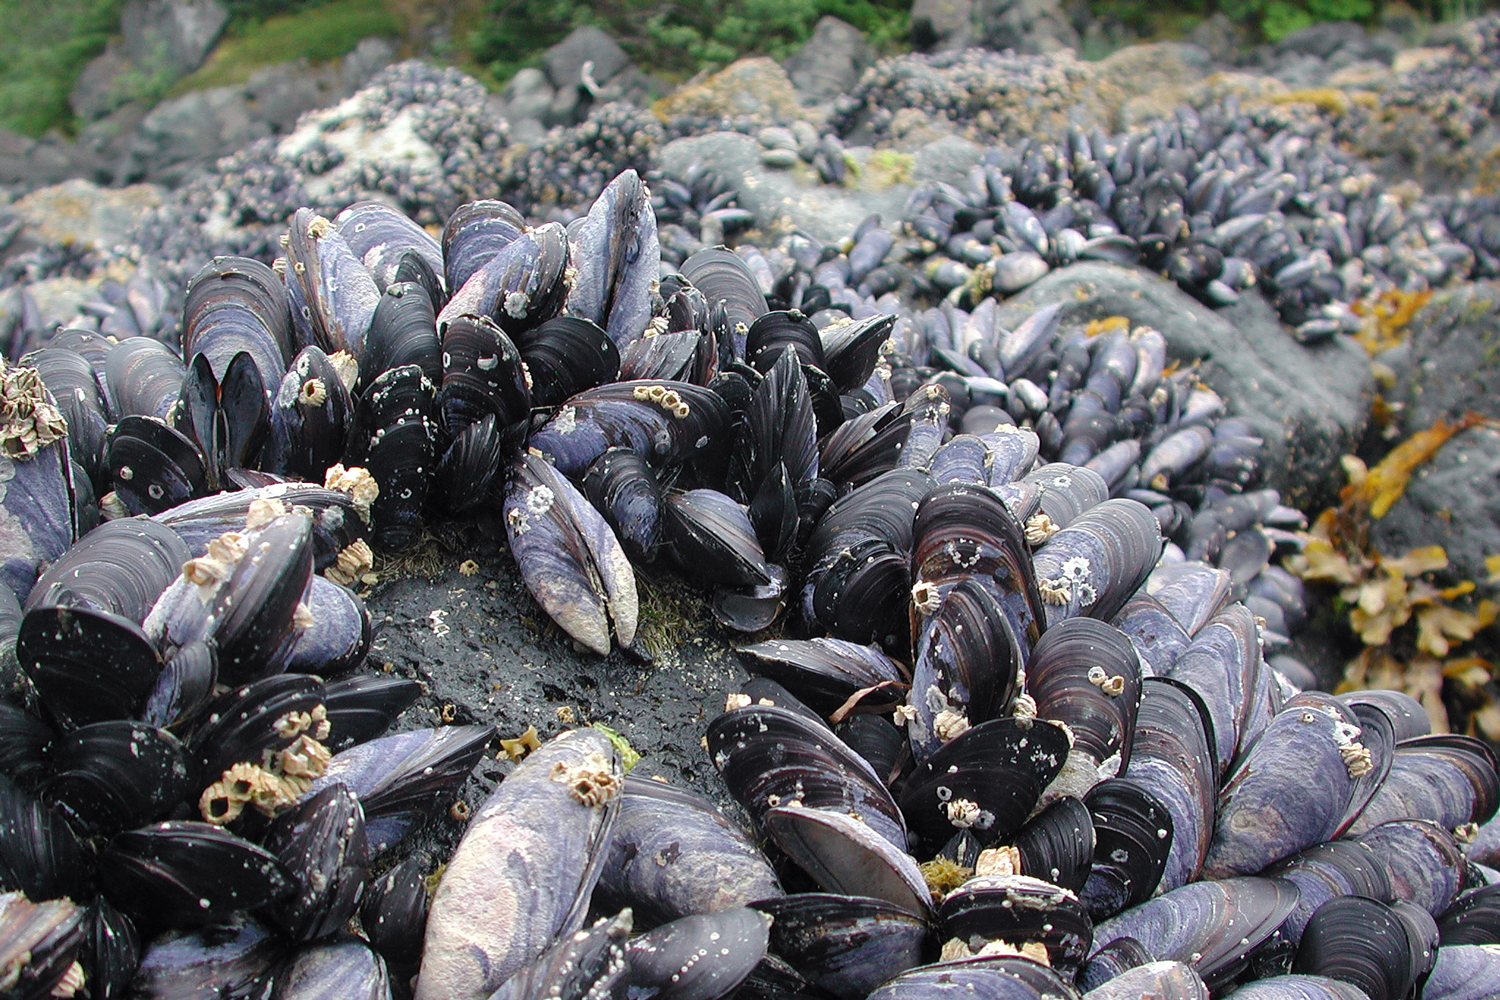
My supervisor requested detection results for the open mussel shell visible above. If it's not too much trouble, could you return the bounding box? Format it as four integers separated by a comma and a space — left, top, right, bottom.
18, 605, 162, 729
416, 728, 621, 1000
899, 718, 1070, 850
348, 363, 437, 549
940, 873, 1093, 975
180, 347, 273, 487
0, 891, 86, 1000
1088, 876, 1299, 990
1346, 734, 1500, 835
727, 346, 818, 509
310, 725, 493, 857
0, 774, 86, 903
753, 894, 925, 1000
1265, 839, 1394, 945
442, 198, 526, 293
595, 773, 781, 929
99, 821, 293, 931
132, 915, 283, 1000
182, 256, 292, 367
1124, 677, 1216, 893
1202, 693, 1371, 880
865, 955, 1080, 1000
1293, 895, 1434, 1000
43, 721, 191, 835
273, 937, 391, 1000
624, 907, 771, 1000
564, 168, 659, 351
1027, 616, 1143, 802
736, 637, 907, 715
108, 415, 208, 516
504, 452, 638, 655
709, 701, 906, 852
434, 413, 508, 515
763, 804, 932, 918
265, 784, 369, 943
24, 517, 189, 621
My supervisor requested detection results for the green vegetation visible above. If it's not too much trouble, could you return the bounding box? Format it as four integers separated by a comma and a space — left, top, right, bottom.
0, 0, 123, 136
171, 0, 401, 94
470, 0, 910, 86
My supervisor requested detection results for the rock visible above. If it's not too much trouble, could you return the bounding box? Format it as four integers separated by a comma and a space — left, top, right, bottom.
1394, 281, 1500, 432
1188, 13, 1252, 61
785, 16, 875, 104
0, 130, 92, 191
657, 132, 909, 244
1371, 427, 1500, 586
974, 0, 1081, 54
991, 262, 1373, 507
910, 0, 974, 51
500, 68, 554, 121
71, 0, 230, 122
910, 134, 985, 188
111, 37, 397, 186
7, 179, 163, 255
1276, 20, 1368, 59
655, 58, 813, 128
542, 26, 632, 93
1095, 42, 1214, 126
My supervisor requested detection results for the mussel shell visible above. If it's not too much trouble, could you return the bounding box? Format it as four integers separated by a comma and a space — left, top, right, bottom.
1161, 602, 1272, 779
284, 208, 381, 357
1081, 778, 1174, 921
1014, 796, 1096, 893
1079, 960, 1208, 1000
348, 364, 437, 549
438, 222, 568, 336
624, 907, 770, 1000
1088, 876, 1300, 989
360, 852, 429, 972
1123, 677, 1217, 893
1346, 734, 1500, 835
1355, 819, 1469, 916
153, 482, 367, 575
24, 517, 189, 622
272, 937, 391, 1000
516, 316, 620, 408
415, 728, 621, 1000
81, 896, 140, 1000
99, 821, 294, 931
23, 345, 109, 484
595, 773, 782, 929
286, 576, 372, 678
0, 773, 86, 903
763, 804, 932, 918
821, 313, 895, 394
898, 717, 1070, 849
42, 720, 191, 835
310, 725, 494, 857
131, 916, 283, 999
864, 955, 1080, 1000
490, 910, 631, 1000
0, 892, 86, 1000
680, 248, 768, 350
1439, 884, 1500, 946
363, 281, 443, 387
940, 873, 1093, 974
664, 489, 771, 588
1292, 895, 1430, 1000
736, 637, 907, 715
564, 169, 659, 351
319, 675, 420, 754
1111, 593, 1192, 676
1265, 839, 1394, 945
1032, 498, 1162, 627
582, 447, 662, 565
192, 674, 325, 789
442, 199, 526, 293
438, 313, 530, 438
18, 605, 162, 729
273, 345, 351, 481
754, 894, 925, 1000
529, 380, 729, 478
104, 338, 185, 421
108, 415, 208, 516
264, 784, 369, 943
336, 199, 445, 299
182, 256, 292, 368
1023, 463, 1109, 529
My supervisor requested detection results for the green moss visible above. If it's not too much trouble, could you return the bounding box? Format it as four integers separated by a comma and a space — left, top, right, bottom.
171, 0, 401, 95
0, 0, 123, 136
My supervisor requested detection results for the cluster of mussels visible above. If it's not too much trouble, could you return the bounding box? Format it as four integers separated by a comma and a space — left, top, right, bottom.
1, 165, 1499, 1000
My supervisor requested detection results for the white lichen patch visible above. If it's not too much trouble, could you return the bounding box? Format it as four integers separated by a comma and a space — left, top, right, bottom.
551, 751, 621, 807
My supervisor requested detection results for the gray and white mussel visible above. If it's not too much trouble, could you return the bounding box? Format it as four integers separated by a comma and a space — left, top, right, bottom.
0, 161, 1497, 1000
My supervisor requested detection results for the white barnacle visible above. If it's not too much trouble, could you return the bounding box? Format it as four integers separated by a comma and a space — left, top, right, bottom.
299, 378, 327, 406
507, 507, 530, 535
307, 215, 334, 239
182, 531, 250, 600
505, 290, 531, 318
1012, 693, 1038, 722
1087, 665, 1127, 697
526, 484, 556, 516
933, 708, 970, 742
551, 751, 621, 807
911, 580, 942, 614
945, 797, 981, 828
1024, 512, 1060, 546
245, 497, 288, 529
554, 405, 579, 434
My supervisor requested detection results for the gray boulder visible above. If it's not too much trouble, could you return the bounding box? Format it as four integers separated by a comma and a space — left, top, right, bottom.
1394, 281, 1500, 432
71, 0, 229, 122
537, 26, 653, 126
992, 262, 1373, 507
975, 0, 1081, 54
785, 17, 875, 103
910, 0, 974, 50
1371, 427, 1500, 586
